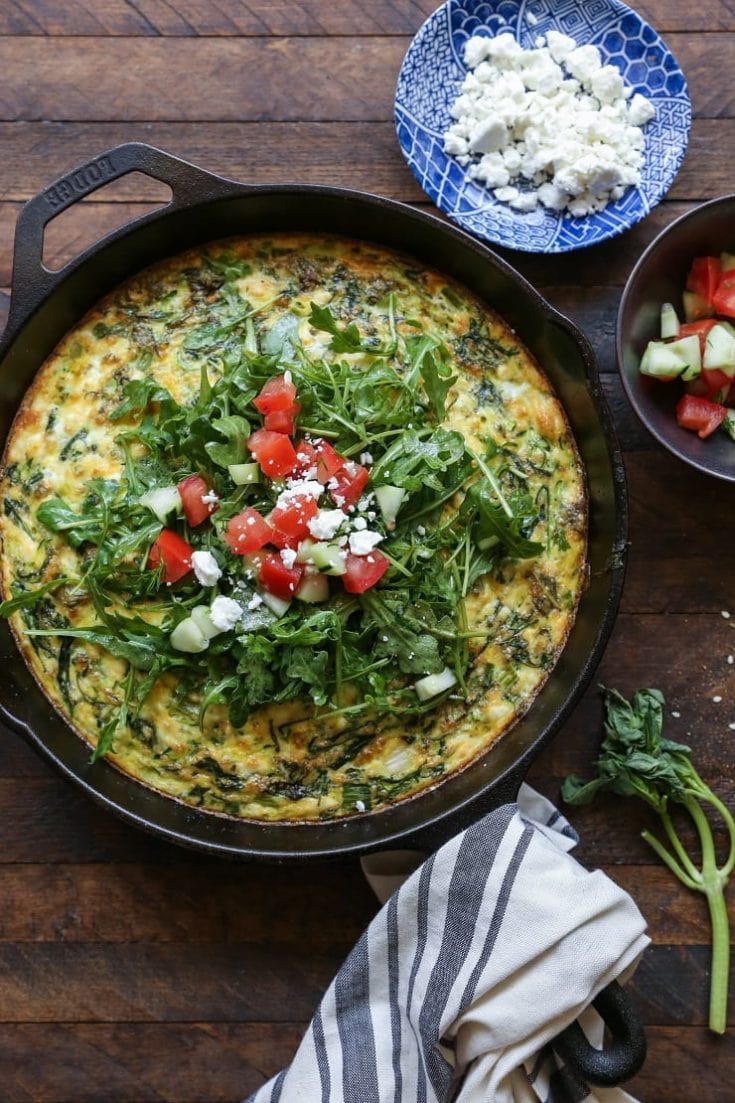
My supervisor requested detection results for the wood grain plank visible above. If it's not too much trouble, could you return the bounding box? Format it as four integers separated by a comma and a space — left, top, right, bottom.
629, 1025, 735, 1103
0, 118, 727, 205
0, 34, 729, 122
0, 2, 731, 37
0, 1022, 730, 1103
0, 943, 336, 1023
0, 863, 376, 945
0, 942, 725, 1026
0, 1022, 302, 1103
0, 861, 727, 945
0, 0, 439, 37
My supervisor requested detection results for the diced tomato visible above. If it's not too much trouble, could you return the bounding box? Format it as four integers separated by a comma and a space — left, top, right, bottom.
679, 319, 718, 358
713, 270, 735, 319
686, 256, 721, 306
342, 550, 390, 593
177, 474, 218, 527
293, 440, 319, 473
225, 507, 272, 555
269, 495, 319, 549
247, 429, 298, 478
313, 440, 345, 484
701, 367, 732, 397
329, 460, 369, 507
259, 551, 304, 600
675, 394, 727, 439
253, 374, 298, 415
264, 408, 296, 435
148, 529, 194, 584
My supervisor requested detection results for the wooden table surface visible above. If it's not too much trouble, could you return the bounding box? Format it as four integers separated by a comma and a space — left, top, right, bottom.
0, 2, 733, 1100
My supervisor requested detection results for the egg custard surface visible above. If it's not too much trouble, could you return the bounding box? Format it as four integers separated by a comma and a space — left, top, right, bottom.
0, 234, 586, 821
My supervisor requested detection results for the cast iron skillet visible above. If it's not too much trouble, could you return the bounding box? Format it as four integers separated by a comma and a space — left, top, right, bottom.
0, 142, 642, 1086
0, 142, 629, 856
0, 141, 628, 859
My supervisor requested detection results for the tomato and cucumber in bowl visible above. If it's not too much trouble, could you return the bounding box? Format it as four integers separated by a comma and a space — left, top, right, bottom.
639, 251, 735, 441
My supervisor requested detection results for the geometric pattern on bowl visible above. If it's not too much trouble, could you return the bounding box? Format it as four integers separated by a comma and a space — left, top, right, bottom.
395, 0, 691, 253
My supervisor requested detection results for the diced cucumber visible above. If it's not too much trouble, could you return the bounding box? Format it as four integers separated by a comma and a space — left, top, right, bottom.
683, 290, 715, 322
140, 485, 182, 525
228, 462, 260, 485
260, 591, 291, 617
295, 572, 330, 603
170, 617, 209, 653
639, 340, 687, 379
660, 302, 680, 340
721, 253, 735, 272
666, 334, 701, 380
296, 540, 347, 576
704, 322, 735, 376
190, 605, 222, 640
722, 409, 735, 441
374, 485, 406, 531
414, 667, 457, 701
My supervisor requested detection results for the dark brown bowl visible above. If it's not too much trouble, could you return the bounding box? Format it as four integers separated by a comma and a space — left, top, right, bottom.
617, 194, 735, 480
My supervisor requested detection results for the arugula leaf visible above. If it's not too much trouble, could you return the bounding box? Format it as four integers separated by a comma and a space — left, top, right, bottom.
0, 576, 72, 617
405, 334, 456, 420
370, 428, 466, 492
261, 313, 301, 359
308, 302, 364, 353
204, 415, 252, 468
462, 482, 543, 561
25, 626, 161, 671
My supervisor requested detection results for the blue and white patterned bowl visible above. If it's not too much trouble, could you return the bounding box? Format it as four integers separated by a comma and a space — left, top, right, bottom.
395, 0, 691, 253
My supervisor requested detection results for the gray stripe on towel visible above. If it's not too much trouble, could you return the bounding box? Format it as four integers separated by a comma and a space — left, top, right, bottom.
335, 930, 380, 1102
312, 1007, 332, 1102
458, 822, 534, 1009
405, 852, 438, 1103
420, 805, 517, 1097
387, 891, 404, 1101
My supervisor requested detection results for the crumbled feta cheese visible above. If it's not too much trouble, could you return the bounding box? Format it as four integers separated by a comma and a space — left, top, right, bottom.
359, 452, 373, 465
728, 655, 734, 665
284, 369, 293, 384
729, 723, 735, 731
190, 550, 222, 587
355, 800, 366, 813
247, 593, 263, 611
671, 711, 681, 718
714, 696, 723, 703
280, 548, 298, 569
723, 611, 732, 619
348, 530, 383, 556
275, 479, 323, 509
201, 490, 219, 505
628, 92, 656, 127
444, 31, 656, 218
210, 595, 243, 631
416, 525, 426, 537
308, 508, 347, 541
352, 516, 368, 531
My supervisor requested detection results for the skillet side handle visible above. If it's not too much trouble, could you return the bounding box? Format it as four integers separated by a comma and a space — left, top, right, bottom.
551, 980, 647, 1087
6, 141, 241, 335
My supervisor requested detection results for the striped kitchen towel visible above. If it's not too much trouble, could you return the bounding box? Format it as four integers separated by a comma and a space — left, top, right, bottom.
244, 784, 649, 1103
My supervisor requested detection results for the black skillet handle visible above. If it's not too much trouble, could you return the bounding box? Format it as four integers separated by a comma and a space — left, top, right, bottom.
552, 980, 647, 1087
6, 141, 241, 334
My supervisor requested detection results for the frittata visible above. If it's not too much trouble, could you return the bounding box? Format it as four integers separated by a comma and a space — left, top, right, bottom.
0, 234, 586, 821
